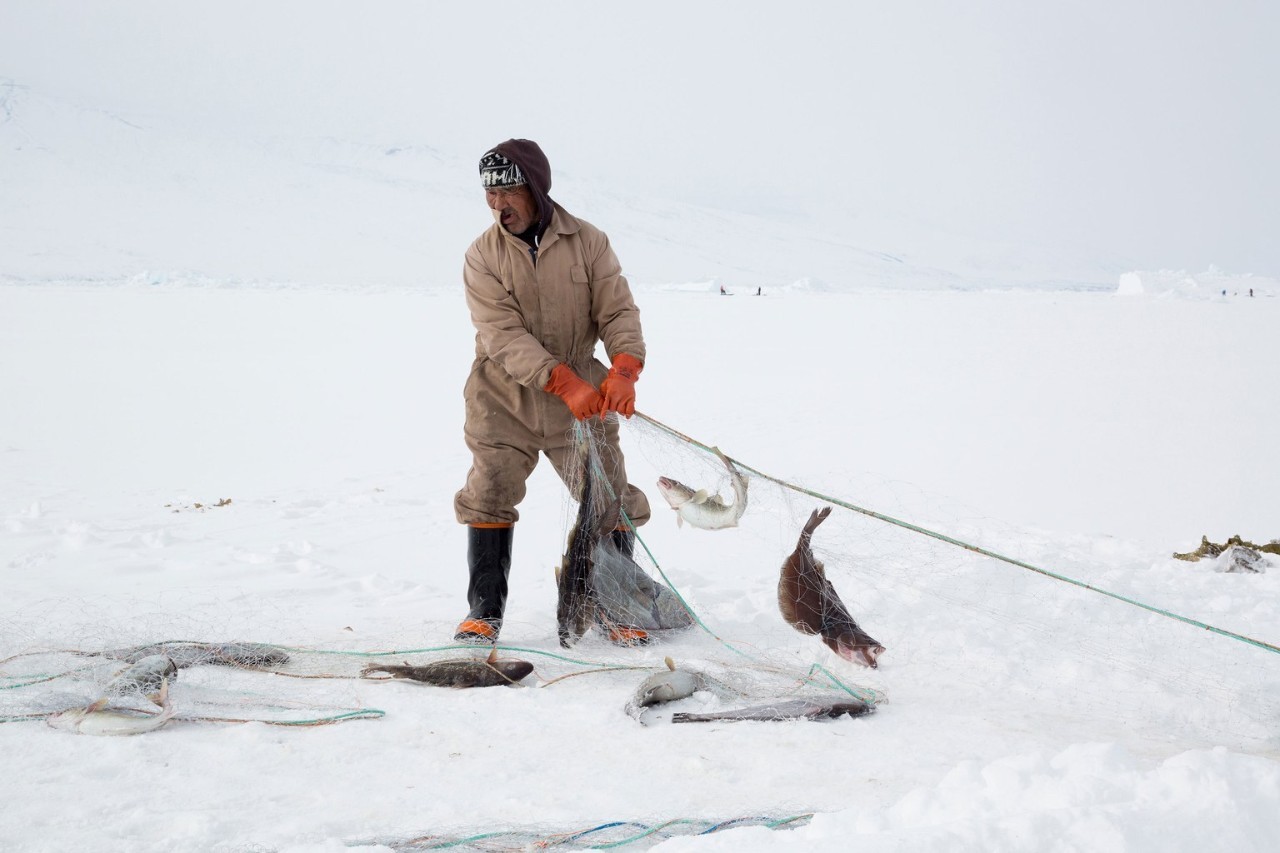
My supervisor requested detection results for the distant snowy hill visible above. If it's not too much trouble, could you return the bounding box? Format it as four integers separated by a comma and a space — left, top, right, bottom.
1, 77, 1130, 292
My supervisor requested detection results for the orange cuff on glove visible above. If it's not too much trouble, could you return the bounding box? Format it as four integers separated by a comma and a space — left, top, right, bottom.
544, 363, 604, 420
599, 353, 643, 418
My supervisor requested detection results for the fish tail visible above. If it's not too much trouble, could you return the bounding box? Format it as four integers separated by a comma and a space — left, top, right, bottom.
670, 712, 707, 723
802, 506, 832, 539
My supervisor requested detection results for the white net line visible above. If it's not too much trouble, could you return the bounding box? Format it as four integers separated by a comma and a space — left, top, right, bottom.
619, 415, 1280, 750
4, 415, 1277, 746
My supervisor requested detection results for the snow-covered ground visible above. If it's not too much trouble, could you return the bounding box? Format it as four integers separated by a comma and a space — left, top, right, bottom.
3, 4, 1278, 850
2, 281, 1277, 852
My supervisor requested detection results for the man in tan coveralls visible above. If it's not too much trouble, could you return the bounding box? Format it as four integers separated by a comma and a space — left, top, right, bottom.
453, 139, 651, 644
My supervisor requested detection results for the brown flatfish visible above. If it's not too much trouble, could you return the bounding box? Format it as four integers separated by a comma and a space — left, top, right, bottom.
778, 506, 885, 667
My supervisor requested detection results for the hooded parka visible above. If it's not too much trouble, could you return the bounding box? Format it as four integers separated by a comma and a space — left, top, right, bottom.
454, 140, 651, 527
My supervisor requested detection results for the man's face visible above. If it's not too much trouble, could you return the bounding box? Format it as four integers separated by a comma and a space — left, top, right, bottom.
486, 185, 537, 234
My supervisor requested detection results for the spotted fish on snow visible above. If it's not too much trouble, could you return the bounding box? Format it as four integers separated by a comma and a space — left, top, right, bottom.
671, 695, 874, 724
360, 648, 533, 688
778, 506, 885, 668
48, 679, 177, 736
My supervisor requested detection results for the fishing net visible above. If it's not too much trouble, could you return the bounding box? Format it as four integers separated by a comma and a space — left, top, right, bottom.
616, 414, 1280, 752
6, 413, 1275, 749
548, 420, 882, 717
4, 411, 1277, 850
350, 813, 814, 851
0, 644, 383, 726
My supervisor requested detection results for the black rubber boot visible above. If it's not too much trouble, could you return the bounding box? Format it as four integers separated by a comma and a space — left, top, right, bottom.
453, 525, 514, 643
610, 528, 635, 559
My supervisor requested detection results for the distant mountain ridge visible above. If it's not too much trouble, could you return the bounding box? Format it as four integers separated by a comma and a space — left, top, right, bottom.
2, 78, 1129, 292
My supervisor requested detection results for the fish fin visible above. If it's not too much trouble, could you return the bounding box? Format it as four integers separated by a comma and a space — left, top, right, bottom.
664, 656, 676, 671
146, 677, 169, 708
690, 489, 711, 505
676, 514, 683, 529
778, 592, 815, 633
778, 592, 797, 627
778, 563, 822, 635
486, 647, 499, 665
84, 698, 110, 713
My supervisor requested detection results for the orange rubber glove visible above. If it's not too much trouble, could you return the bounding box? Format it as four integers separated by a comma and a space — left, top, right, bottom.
599, 353, 643, 418
544, 363, 604, 420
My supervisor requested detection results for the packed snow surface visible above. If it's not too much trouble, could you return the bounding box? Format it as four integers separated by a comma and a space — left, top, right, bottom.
2, 4, 1278, 849
2, 283, 1277, 852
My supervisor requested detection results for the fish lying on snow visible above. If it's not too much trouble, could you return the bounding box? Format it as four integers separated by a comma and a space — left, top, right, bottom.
557, 451, 608, 648
48, 679, 177, 736
779, 507, 885, 668
360, 648, 533, 688
671, 696, 874, 724
90, 641, 290, 669
624, 657, 717, 721
656, 447, 748, 530
105, 654, 177, 702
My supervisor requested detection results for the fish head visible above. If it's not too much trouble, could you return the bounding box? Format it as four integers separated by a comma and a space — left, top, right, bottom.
830, 636, 886, 669
656, 476, 696, 509
136, 654, 178, 680
493, 659, 535, 683
485, 647, 533, 683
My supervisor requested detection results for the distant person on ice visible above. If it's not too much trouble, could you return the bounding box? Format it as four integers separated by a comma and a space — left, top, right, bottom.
452, 138, 651, 644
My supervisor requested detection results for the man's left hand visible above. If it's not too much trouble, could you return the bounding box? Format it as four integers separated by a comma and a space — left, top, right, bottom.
600, 353, 643, 418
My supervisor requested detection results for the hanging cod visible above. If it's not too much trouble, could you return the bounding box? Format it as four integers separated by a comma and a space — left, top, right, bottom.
778, 506, 885, 668
655, 447, 748, 530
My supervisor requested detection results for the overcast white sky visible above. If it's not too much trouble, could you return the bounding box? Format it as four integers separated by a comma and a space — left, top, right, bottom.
3, 0, 1277, 275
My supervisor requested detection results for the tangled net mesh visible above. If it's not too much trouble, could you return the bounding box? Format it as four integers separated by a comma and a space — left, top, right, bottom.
616, 415, 1280, 750
4, 414, 1278, 848
5, 414, 1278, 738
